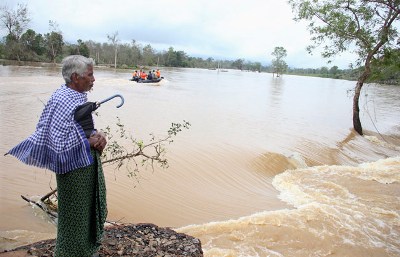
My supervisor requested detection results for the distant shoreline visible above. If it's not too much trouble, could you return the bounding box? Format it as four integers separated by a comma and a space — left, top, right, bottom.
1, 58, 398, 85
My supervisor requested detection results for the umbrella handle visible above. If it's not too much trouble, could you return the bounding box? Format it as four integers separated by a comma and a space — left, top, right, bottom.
97, 94, 125, 108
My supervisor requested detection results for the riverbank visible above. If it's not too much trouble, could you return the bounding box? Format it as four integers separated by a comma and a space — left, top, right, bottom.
0, 223, 203, 256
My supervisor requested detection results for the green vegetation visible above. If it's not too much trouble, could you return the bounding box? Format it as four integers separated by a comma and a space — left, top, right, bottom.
102, 119, 191, 181
289, 0, 400, 135
271, 47, 288, 77
0, 4, 264, 71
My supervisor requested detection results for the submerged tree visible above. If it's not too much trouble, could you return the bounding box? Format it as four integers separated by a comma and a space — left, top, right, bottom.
288, 0, 400, 135
271, 46, 288, 77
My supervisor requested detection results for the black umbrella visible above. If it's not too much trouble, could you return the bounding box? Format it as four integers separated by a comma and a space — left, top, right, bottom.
74, 94, 124, 138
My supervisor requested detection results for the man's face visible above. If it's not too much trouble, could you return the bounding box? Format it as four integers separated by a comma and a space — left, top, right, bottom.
73, 65, 95, 93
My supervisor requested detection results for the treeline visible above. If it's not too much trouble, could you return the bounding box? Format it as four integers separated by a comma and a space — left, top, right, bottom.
1, 27, 398, 85
288, 61, 400, 85
0, 2, 398, 84
287, 66, 353, 80
85, 39, 266, 71
0, 23, 266, 71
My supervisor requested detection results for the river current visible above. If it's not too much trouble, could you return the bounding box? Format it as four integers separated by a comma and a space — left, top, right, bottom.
0, 65, 399, 256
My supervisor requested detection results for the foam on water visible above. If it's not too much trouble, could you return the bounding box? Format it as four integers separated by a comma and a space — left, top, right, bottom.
178, 156, 400, 257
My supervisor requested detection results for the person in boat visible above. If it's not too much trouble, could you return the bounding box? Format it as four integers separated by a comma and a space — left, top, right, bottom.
140, 70, 147, 80
156, 69, 161, 79
137, 69, 143, 79
132, 70, 139, 81
152, 69, 158, 79
147, 70, 153, 80
6, 55, 108, 256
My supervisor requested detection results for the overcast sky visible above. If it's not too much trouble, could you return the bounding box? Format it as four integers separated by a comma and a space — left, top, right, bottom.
1, 0, 356, 68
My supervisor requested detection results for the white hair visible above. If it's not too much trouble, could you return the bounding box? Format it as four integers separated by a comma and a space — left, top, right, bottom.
61, 55, 94, 84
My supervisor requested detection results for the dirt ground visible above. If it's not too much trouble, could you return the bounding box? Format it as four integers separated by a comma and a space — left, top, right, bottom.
1, 223, 203, 257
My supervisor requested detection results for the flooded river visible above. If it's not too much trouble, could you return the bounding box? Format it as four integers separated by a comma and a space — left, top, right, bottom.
0, 65, 399, 256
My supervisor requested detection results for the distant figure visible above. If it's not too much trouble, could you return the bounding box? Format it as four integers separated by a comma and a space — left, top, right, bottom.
156, 69, 161, 78
147, 71, 153, 80
152, 69, 158, 79
140, 70, 147, 80
132, 70, 139, 81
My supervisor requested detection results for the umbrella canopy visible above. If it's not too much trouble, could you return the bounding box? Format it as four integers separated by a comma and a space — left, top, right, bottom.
74, 102, 98, 138
74, 94, 124, 138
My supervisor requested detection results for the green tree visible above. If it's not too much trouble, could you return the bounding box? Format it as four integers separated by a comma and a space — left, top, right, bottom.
20, 29, 45, 60
231, 58, 244, 70
0, 40, 5, 58
44, 20, 63, 63
271, 46, 288, 77
66, 39, 90, 57
76, 39, 90, 57
369, 47, 400, 84
44, 31, 63, 62
320, 66, 329, 76
175, 50, 188, 67
206, 57, 214, 69
0, 3, 30, 61
130, 39, 142, 66
143, 44, 156, 66
289, 0, 400, 135
329, 65, 339, 77
165, 47, 177, 67
254, 62, 262, 72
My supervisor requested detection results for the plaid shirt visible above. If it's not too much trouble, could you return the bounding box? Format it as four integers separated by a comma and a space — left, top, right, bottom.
7, 84, 93, 174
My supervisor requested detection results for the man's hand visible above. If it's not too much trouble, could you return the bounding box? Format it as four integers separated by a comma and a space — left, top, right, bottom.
88, 131, 107, 153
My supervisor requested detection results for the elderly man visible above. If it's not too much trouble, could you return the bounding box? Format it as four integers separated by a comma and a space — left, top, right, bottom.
7, 55, 108, 256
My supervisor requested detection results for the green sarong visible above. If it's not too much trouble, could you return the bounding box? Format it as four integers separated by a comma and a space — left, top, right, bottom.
55, 150, 107, 257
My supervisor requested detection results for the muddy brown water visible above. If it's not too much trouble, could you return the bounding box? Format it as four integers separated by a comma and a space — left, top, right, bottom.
1, 65, 399, 256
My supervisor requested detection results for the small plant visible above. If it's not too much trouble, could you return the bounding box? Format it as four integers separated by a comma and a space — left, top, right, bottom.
101, 118, 191, 180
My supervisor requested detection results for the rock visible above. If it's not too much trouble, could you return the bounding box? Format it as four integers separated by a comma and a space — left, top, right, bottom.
1, 223, 203, 257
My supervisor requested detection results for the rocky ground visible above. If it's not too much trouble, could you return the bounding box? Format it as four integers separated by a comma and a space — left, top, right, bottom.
0, 223, 203, 257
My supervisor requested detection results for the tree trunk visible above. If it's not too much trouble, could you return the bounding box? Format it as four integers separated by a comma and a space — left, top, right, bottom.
352, 81, 363, 135
114, 47, 117, 69
353, 63, 372, 135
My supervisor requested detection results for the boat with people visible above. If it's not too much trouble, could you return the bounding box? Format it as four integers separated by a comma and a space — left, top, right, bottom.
130, 77, 164, 84
130, 69, 163, 85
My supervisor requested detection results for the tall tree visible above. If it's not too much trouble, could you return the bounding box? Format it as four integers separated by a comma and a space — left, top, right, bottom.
44, 20, 63, 63
107, 31, 119, 68
271, 46, 288, 77
289, 0, 400, 135
232, 58, 244, 70
20, 29, 45, 60
86, 40, 103, 63
0, 3, 30, 61
130, 39, 142, 66
142, 44, 156, 66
